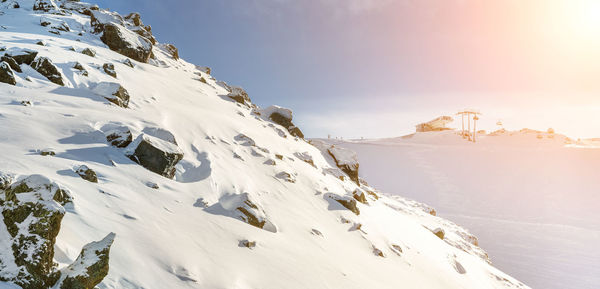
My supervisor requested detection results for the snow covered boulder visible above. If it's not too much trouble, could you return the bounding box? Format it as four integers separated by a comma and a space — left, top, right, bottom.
100, 23, 153, 63
328, 146, 360, 185
125, 134, 184, 179
105, 126, 133, 148
0, 175, 72, 289
433, 228, 445, 240
1, 55, 22, 72
260, 105, 304, 138
0, 61, 16, 85
226, 86, 253, 106
5, 49, 38, 65
31, 56, 64, 86
327, 194, 360, 215
92, 82, 130, 108
103, 62, 117, 78
81, 47, 96, 57
33, 0, 61, 13
76, 165, 98, 183
57, 233, 116, 289
208, 193, 277, 232
163, 43, 179, 60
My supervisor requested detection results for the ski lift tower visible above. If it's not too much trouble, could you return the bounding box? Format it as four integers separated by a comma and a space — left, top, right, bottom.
456, 109, 481, 142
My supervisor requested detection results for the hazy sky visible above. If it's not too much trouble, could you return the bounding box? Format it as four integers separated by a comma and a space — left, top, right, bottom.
92, 0, 600, 138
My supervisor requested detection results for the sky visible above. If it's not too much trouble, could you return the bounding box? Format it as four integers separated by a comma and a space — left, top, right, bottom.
92, 0, 600, 139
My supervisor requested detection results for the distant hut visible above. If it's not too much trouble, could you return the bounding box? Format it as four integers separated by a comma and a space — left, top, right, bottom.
416, 116, 454, 132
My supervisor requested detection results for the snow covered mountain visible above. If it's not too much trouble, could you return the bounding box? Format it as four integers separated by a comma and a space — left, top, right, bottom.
0, 1, 529, 288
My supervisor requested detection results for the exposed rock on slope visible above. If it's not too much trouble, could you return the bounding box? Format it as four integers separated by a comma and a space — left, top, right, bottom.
57, 233, 116, 289
0, 61, 16, 85
260, 105, 305, 138
31, 56, 64, 86
125, 134, 184, 179
92, 82, 130, 108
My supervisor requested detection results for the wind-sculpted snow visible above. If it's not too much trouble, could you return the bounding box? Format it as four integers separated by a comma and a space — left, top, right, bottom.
0, 1, 529, 289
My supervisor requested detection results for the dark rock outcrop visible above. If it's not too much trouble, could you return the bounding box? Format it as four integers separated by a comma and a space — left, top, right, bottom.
163, 44, 179, 60
81, 48, 96, 57
31, 56, 64, 86
100, 23, 153, 63
126, 134, 184, 179
1, 55, 22, 72
92, 82, 130, 108
226, 86, 253, 106
103, 63, 116, 78
0, 175, 72, 289
33, 0, 60, 13
433, 228, 445, 240
260, 105, 304, 138
327, 146, 360, 185
327, 194, 360, 215
76, 165, 98, 183
5, 49, 38, 65
105, 126, 133, 148
58, 233, 116, 289
0, 61, 17, 85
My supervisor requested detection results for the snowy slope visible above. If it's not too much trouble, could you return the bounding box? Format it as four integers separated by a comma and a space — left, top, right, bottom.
324, 130, 600, 289
1, 1, 529, 289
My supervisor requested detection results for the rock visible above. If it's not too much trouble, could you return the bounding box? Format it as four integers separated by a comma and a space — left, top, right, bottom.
6, 49, 38, 65
31, 56, 64, 86
1, 55, 22, 72
92, 82, 130, 108
433, 228, 445, 240
352, 189, 368, 204
163, 43, 179, 60
275, 171, 296, 183
72, 62, 88, 76
0, 172, 12, 190
105, 126, 132, 148
36, 40, 46, 46
294, 152, 315, 167
0, 175, 72, 289
234, 133, 255, 146
373, 247, 385, 257
226, 86, 252, 106
275, 154, 283, 160
124, 12, 142, 26
33, 0, 60, 13
196, 65, 211, 75
58, 233, 116, 289
40, 148, 55, 156
81, 47, 96, 57
122, 58, 134, 68
259, 105, 304, 138
328, 146, 360, 185
76, 165, 98, 183
329, 194, 360, 215
125, 134, 184, 179
0, 61, 17, 85
142, 127, 178, 145
100, 23, 153, 63
238, 240, 256, 249
103, 63, 117, 78
232, 193, 275, 232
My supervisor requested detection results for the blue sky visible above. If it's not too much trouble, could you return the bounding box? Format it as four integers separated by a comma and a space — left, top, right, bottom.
91, 0, 600, 138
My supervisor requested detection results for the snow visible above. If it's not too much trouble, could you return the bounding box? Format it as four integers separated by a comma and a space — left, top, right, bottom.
0, 2, 530, 289
323, 130, 600, 289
